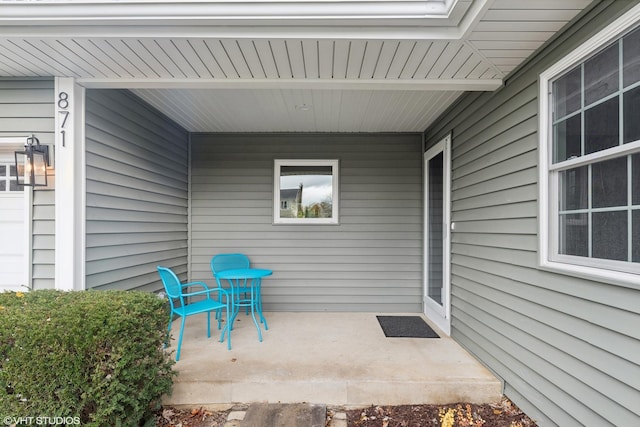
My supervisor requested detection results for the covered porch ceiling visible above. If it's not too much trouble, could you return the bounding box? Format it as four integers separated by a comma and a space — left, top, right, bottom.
0, 0, 594, 132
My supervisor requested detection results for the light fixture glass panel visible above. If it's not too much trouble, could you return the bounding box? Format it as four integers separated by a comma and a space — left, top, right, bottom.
14, 151, 28, 186
32, 150, 47, 186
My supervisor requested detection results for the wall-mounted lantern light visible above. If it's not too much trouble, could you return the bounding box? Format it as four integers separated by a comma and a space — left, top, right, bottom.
14, 135, 50, 187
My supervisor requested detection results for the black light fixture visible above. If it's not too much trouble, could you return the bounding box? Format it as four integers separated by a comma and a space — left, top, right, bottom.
14, 135, 50, 187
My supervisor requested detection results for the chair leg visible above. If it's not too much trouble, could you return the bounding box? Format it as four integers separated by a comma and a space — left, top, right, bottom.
219, 306, 232, 350
206, 311, 211, 338
176, 316, 186, 361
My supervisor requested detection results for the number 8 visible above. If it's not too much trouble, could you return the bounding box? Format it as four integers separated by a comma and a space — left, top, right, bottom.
58, 92, 69, 109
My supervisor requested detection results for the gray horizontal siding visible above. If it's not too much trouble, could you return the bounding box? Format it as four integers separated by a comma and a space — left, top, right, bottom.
0, 78, 55, 290
190, 133, 422, 312
85, 89, 188, 291
424, 1, 640, 426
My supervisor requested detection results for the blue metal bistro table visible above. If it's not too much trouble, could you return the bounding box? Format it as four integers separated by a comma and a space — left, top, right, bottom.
215, 268, 272, 345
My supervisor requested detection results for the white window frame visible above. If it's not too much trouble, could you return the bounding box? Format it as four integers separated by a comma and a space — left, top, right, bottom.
539, 3, 640, 287
273, 159, 339, 225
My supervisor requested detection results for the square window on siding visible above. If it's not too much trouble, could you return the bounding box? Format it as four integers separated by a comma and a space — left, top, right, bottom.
273, 159, 339, 224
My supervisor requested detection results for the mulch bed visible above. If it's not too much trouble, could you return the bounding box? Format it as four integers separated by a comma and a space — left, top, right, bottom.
343, 397, 538, 427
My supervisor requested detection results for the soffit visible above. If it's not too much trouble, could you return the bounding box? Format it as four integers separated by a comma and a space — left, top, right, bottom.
0, 0, 595, 132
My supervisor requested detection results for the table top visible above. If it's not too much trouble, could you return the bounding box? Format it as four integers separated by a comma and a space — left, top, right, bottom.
216, 268, 273, 279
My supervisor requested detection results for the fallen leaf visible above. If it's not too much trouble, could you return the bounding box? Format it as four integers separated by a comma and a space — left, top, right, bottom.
162, 408, 176, 422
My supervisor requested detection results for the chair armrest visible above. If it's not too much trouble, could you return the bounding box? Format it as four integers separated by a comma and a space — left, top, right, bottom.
182, 287, 229, 299
181, 281, 210, 291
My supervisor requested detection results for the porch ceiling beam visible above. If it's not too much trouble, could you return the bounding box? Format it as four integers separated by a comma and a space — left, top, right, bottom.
77, 77, 503, 92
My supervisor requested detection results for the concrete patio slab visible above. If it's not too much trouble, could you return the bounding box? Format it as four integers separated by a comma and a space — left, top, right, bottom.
163, 312, 502, 408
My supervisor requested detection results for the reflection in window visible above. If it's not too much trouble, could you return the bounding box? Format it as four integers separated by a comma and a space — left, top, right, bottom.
274, 160, 339, 224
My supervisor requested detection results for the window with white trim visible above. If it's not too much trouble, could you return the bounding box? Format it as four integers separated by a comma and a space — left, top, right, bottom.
540, 12, 640, 283
273, 159, 339, 224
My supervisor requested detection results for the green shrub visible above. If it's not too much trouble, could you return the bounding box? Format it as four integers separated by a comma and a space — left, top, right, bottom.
0, 290, 175, 426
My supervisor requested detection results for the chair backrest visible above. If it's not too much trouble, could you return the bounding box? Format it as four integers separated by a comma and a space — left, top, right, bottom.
211, 253, 250, 275
157, 266, 185, 304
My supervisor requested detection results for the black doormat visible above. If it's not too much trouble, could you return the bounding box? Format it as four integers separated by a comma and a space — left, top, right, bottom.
377, 315, 440, 338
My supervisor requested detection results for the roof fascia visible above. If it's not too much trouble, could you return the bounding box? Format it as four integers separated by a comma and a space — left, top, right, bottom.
0, 1, 456, 23
0, 0, 483, 40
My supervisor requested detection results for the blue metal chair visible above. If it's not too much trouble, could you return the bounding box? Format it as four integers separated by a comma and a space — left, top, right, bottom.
211, 253, 251, 314
157, 266, 230, 360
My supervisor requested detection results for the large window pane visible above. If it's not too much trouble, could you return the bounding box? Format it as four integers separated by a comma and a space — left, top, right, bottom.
280, 166, 333, 219
592, 211, 628, 261
584, 43, 619, 105
623, 26, 640, 88
560, 166, 588, 211
624, 86, 640, 144
633, 210, 640, 263
585, 97, 619, 154
633, 153, 640, 205
0, 165, 5, 175
0, 181, 5, 191
592, 157, 627, 208
554, 114, 581, 162
559, 213, 588, 257
554, 67, 581, 119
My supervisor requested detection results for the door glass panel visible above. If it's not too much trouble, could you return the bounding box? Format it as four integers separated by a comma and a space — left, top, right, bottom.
427, 152, 444, 306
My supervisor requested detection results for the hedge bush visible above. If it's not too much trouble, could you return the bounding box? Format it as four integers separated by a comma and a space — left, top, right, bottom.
0, 290, 175, 426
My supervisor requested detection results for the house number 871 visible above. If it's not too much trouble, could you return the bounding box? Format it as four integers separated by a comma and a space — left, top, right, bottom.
58, 91, 69, 147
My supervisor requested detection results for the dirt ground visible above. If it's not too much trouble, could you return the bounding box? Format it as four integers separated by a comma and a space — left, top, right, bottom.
156, 397, 537, 427
342, 397, 538, 427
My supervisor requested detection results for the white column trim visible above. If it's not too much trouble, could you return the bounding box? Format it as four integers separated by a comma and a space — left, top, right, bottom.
54, 77, 86, 291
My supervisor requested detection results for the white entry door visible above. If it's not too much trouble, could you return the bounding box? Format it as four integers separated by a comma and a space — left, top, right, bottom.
0, 151, 27, 292
423, 135, 451, 335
